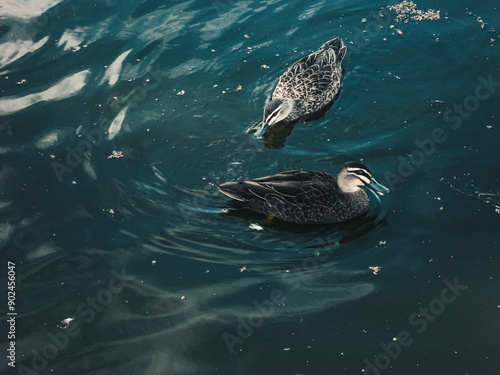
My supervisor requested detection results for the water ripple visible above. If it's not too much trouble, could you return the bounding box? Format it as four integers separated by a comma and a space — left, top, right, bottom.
0, 0, 63, 19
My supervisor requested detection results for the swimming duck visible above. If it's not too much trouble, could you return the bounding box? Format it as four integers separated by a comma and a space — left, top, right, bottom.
259, 37, 347, 135
218, 162, 390, 225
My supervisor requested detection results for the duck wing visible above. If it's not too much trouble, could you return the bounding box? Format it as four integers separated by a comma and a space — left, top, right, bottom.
251, 170, 332, 183
219, 171, 347, 224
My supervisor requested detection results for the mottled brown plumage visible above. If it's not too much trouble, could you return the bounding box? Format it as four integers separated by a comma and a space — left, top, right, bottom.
261, 38, 347, 132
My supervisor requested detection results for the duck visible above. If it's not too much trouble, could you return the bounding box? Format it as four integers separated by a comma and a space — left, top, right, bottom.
218, 162, 390, 225
259, 37, 347, 135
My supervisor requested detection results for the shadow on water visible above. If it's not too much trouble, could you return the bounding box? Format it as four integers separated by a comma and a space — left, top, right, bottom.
169, 179, 389, 271
262, 121, 296, 148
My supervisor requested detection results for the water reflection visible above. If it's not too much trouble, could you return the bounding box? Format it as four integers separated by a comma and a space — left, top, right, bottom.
262, 121, 296, 148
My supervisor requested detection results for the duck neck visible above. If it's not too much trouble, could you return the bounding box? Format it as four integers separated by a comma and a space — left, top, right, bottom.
338, 183, 361, 194
337, 172, 362, 194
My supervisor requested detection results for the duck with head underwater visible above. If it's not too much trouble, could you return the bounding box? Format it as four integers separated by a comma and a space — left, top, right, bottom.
257, 37, 347, 136
218, 161, 390, 225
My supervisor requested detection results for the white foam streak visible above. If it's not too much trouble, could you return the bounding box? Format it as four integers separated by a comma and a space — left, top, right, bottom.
0, 70, 90, 115
102, 49, 133, 86
0, 36, 49, 69
0, 0, 63, 19
107, 106, 128, 140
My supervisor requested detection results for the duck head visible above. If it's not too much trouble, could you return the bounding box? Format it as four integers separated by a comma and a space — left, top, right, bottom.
257, 98, 296, 136
337, 161, 391, 194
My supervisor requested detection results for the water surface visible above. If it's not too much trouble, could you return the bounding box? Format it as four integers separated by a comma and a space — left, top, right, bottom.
1, 0, 500, 374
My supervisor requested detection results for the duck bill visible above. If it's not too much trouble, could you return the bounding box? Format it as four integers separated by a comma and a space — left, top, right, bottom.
368, 178, 391, 194
254, 122, 270, 138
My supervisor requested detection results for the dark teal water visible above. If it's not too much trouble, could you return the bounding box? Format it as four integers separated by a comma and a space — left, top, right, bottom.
1, 0, 500, 374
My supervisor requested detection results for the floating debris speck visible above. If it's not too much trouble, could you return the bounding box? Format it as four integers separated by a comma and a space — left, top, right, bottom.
477, 16, 485, 29
249, 223, 264, 231
388, 72, 401, 79
369, 266, 381, 275
261, 64, 270, 69
388, 1, 440, 22
177, 90, 186, 96
240, 266, 247, 272
58, 317, 75, 329
107, 150, 124, 159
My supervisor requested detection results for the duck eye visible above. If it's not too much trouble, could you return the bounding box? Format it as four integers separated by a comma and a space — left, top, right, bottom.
355, 173, 371, 185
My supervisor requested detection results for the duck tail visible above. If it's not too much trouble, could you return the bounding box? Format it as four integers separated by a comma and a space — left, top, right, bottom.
323, 37, 347, 62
